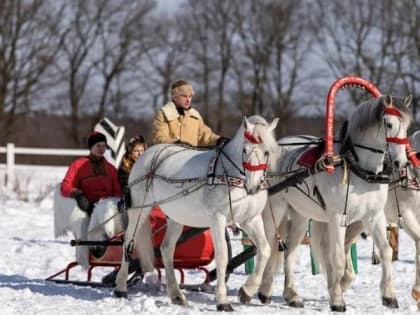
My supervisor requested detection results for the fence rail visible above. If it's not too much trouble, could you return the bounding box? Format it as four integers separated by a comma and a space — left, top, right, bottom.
0, 143, 89, 189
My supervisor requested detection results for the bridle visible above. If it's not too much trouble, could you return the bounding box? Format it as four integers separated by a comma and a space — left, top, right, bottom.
243, 130, 269, 172
346, 106, 409, 163
383, 107, 409, 146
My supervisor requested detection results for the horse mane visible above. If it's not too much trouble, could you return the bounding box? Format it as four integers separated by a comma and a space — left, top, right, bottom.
346, 96, 412, 137
246, 115, 278, 153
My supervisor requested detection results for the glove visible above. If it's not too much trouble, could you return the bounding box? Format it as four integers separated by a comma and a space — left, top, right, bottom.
216, 136, 230, 146
174, 140, 191, 146
72, 191, 91, 214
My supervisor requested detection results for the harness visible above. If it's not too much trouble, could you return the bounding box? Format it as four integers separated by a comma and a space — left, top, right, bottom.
399, 165, 420, 190
206, 139, 269, 190
266, 104, 409, 230
126, 131, 270, 210
120, 130, 271, 255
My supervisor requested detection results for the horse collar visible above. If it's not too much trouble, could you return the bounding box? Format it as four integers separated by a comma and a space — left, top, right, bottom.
343, 155, 392, 184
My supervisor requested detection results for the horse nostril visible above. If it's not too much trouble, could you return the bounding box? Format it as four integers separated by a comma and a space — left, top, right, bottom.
393, 160, 400, 169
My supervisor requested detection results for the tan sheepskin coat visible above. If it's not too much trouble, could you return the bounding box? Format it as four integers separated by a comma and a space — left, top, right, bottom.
152, 102, 220, 146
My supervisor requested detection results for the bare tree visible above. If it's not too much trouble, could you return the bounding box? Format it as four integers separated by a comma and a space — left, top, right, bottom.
183, 0, 237, 132
390, 0, 420, 124
312, 0, 405, 106
135, 14, 192, 114
0, 0, 65, 143
50, 0, 104, 145
91, 0, 156, 123
50, 0, 156, 145
231, 0, 313, 135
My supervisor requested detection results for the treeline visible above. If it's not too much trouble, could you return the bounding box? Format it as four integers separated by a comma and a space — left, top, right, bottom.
0, 0, 418, 147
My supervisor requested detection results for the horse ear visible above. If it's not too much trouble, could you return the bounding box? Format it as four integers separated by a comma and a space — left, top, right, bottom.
404, 95, 413, 108
243, 116, 250, 130
269, 117, 279, 131
384, 95, 393, 107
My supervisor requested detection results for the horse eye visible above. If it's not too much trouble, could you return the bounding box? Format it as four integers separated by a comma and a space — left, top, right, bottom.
242, 148, 246, 154
264, 151, 269, 157
386, 122, 393, 129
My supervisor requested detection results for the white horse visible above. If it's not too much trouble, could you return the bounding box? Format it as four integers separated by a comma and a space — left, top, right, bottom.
340, 127, 420, 308
53, 185, 125, 267
114, 115, 279, 311
259, 95, 412, 311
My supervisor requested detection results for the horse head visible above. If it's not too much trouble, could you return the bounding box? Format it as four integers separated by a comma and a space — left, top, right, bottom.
241, 115, 279, 194
382, 95, 413, 168
344, 94, 412, 173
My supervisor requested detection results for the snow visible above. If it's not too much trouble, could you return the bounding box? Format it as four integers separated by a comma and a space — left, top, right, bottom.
1, 165, 419, 314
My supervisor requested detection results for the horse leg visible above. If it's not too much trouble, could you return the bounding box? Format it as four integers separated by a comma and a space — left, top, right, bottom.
311, 219, 346, 308
325, 217, 346, 312
114, 209, 148, 298
135, 216, 155, 274
73, 216, 90, 269
393, 210, 420, 302
87, 206, 108, 259
283, 208, 309, 308
210, 214, 233, 311
258, 210, 288, 304
366, 213, 398, 308
238, 214, 271, 304
341, 221, 363, 291
160, 218, 186, 305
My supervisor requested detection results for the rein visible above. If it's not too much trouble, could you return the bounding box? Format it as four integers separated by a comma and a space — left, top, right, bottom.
243, 130, 269, 172
128, 130, 271, 209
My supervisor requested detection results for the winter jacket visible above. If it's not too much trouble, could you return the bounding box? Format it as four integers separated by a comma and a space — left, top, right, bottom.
61, 154, 122, 202
118, 165, 130, 189
152, 101, 220, 147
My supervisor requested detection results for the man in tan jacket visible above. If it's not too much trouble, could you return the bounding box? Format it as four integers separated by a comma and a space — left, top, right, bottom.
152, 80, 221, 146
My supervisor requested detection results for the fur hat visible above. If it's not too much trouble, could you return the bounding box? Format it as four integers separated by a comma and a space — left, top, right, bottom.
170, 80, 194, 99
88, 131, 107, 149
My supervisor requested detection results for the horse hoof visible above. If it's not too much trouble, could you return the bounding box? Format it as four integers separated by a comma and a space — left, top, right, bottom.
114, 290, 128, 298
382, 296, 399, 308
257, 291, 271, 304
288, 300, 304, 308
172, 296, 187, 306
216, 303, 234, 312
330, 304, 346, 312
238, 287, 252, 304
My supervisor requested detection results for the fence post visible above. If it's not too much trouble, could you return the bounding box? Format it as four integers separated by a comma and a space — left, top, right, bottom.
351, 243, 358, 273
241, 231, 254, 274
6, 143, 15, 189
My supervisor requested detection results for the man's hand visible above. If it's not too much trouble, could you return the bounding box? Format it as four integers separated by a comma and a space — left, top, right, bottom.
72, 191, 91, 214
174, 140, 191, 146
216, 136, 230, 146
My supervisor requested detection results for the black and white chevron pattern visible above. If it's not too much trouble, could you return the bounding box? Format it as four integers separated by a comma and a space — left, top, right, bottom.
94, 117, 126, 167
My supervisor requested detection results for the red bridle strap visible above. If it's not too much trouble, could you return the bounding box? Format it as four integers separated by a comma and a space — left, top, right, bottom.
406, 142, 420, 167
242, 161, 268, 171
384, 107, 408, 145
244, 131, 262, 144
386, 137, 409, 145
384, 107, 402, 117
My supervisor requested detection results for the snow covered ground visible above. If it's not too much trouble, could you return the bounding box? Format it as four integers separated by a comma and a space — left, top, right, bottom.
1, 165, 419, 314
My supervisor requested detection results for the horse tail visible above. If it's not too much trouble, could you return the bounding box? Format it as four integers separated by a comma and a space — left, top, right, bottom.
310, 221, 329, 273
137, 215, 155, 273
53, 184, 73, 238
53, 184, 91, 268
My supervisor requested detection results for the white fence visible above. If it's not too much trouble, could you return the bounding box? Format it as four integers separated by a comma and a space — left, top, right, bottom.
0, 143, 88, 189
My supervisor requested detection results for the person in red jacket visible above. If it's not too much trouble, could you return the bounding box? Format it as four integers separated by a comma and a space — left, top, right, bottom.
61, 131, 122, 215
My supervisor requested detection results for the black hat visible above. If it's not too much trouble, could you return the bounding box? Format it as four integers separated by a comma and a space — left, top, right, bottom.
88, 131, 107, 149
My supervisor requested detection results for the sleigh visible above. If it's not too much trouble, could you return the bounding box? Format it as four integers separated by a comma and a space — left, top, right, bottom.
46, 206, 250, 289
